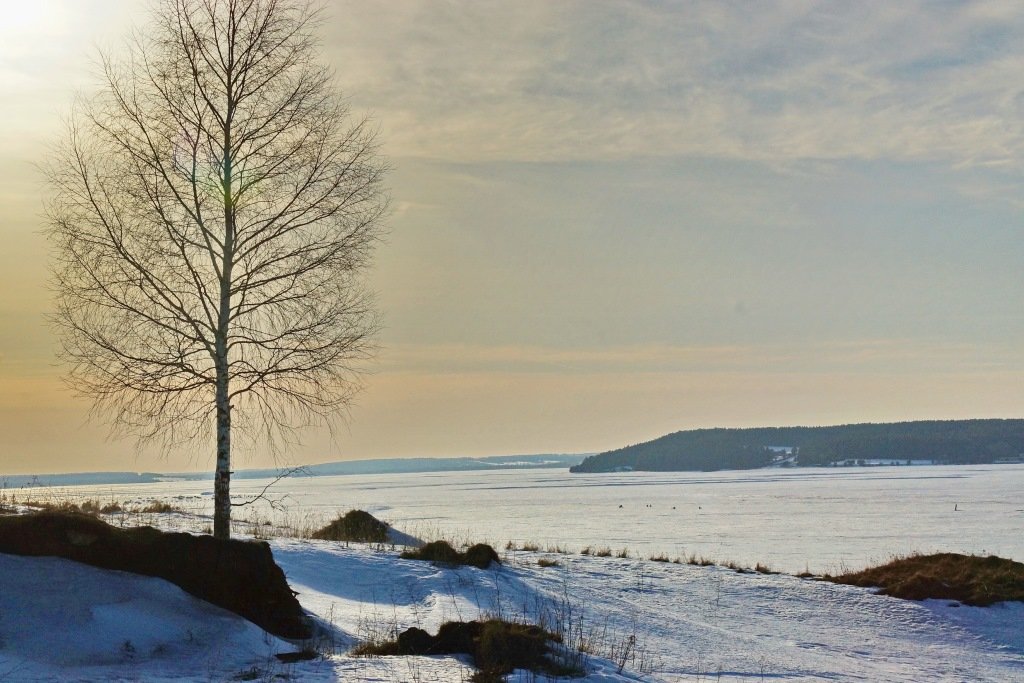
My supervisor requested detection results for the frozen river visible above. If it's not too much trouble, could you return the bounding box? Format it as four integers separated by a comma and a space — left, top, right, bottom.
33, 463, 1024, 574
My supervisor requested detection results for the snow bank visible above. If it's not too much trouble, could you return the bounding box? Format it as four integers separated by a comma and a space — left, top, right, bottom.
0, 553, 291, 682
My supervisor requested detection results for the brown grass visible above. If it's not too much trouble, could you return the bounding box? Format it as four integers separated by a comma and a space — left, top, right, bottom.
22, 499, 95, 514
139, 501, 180, 514
685, 553, 715, 566
825, 553, 1024, 606
16, 499, 129, 516
353, 619, 574, 682
310, 509, 389, 543
400, 540, 501, 569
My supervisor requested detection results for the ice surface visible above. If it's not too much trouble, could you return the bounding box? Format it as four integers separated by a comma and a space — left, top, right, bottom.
40, 464, 1024, 573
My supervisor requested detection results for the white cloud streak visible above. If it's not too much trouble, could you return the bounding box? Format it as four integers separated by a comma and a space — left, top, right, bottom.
377, 338, 1023, 376
327, 0, 1024, 165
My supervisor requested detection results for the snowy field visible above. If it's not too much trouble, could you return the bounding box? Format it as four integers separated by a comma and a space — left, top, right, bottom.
25, 464, 1024, 573
1, 523, 1022, 682
1, 464, 1022, 681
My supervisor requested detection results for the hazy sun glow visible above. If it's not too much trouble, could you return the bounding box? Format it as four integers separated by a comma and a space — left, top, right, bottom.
0, 2, 56, 41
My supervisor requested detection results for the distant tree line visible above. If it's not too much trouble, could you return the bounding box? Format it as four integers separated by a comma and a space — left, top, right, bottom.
569, 419, 1024, 473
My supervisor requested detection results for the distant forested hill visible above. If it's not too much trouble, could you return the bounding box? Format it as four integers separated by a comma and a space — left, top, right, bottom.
569, 419, 1024, 473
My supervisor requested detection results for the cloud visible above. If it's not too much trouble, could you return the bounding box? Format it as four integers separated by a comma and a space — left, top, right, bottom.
375, 338, 1023, 376
327, 0, 1024, 166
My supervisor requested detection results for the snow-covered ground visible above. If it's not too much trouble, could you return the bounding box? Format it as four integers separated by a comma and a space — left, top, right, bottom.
2, 465, 1022, 681
0, 552, 293, 682
1, 518, 1022, 681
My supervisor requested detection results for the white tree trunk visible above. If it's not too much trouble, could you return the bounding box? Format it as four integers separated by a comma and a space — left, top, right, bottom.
214, 370, 231, 540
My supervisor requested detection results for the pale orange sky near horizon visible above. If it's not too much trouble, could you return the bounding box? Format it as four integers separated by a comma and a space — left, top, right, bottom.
3, 1, 1024, 475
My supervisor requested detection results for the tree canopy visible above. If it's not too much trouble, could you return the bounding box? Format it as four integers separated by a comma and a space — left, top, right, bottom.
46, 0, 387, 538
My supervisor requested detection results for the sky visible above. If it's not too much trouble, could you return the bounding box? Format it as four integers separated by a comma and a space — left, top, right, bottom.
2, 0, 1024, 474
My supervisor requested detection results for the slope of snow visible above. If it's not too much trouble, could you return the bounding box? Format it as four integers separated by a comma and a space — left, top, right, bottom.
1, 515, 1022, 682
272, 540, 1024, 682
0, 553, 292, 682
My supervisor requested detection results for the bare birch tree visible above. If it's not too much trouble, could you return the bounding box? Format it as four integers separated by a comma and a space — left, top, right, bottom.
46, 0, 387, 539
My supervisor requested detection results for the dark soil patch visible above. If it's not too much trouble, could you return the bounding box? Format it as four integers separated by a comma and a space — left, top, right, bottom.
826, 552, 1024, 606
274, 648, 317, 663
354, 619, 573, 682
0, 511, 310, 638
311, 509, 389, 543
400, 540, 500, 569
463, 543, 501, 569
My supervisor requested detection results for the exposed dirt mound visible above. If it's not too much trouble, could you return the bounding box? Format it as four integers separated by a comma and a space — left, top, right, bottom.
404, 540, 461, 563
400, 540, 500, 569
355, 619, 570, 682
464, 543, 501, 569
311, 509, 389, 543
827, 552, 1024, 606
0, 511, 310, 639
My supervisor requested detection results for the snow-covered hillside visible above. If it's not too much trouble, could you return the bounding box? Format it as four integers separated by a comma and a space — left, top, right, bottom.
1, 526, 1022, 682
